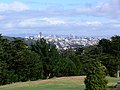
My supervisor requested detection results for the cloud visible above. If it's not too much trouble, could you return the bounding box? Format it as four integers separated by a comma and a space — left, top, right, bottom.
41, 18, 66, 25
0, 1, 29, 11
3, 23, 14, 29
18, 18, 66, 28
75, 0, 120, 18
0, 0, 120, 37
112, 23, 120, 28
19, 18, 39, 27
18, 17, 103, 29
82, 21, 102, 27
0, 15, 4, 20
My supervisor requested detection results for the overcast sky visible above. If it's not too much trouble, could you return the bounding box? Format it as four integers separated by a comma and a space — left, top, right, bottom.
0, 0, 120, 37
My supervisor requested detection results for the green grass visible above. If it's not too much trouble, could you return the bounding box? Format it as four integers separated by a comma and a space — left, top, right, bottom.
107, 77, 118, 87
0, 76, 118, 90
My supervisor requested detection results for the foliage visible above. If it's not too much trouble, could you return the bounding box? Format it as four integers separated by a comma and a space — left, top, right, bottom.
0, 35, 43, 85
98, 35, 120, 76
98, 54, 118, 77
31, 38, 61, 78
15, 50, 43, 81
1, 34, 120, 85
84, 60, 108, 90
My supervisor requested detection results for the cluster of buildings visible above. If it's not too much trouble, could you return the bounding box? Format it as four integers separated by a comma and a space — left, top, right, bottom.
25, 33, 107, 50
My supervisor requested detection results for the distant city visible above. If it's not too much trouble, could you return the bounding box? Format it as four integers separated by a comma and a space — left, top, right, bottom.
25, 32, 110, 50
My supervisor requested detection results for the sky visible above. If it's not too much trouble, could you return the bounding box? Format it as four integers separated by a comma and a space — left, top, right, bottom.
0, 0, 120, 37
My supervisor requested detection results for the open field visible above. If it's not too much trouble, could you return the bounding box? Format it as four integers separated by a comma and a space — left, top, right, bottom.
0, 76, 118, 90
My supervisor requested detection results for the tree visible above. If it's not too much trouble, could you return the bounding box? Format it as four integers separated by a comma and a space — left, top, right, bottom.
111, 36, 120, 77
84, 60, 108, 90
16, 50, 43, 81
98, 54, 118, 77
31, 38, 61, 78
62, 48, 81, 75
0, 35, 18, 85
55, 57, 77, 77
98, 36, 120, 77
98, 39, 112, 54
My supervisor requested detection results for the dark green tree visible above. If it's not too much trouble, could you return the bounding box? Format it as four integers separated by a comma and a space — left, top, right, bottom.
31, 38, 60, 78
0, 35, 18, 85
55, 57, 77, 77
84, 60, 108, 90
111, 36, 120, 77
98, 39, 112, 54
62, 48, 81, 75
98, 54, 117, 77
98, 36, 120, 77
15, 50, 43, 81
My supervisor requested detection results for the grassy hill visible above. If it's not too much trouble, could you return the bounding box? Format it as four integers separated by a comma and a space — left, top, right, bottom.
0, 76, 118, 90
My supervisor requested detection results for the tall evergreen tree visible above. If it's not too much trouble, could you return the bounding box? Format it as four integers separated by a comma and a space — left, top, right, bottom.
84, 60, 108, 90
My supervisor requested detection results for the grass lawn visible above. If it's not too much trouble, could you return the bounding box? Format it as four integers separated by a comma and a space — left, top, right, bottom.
0, 76, 118, 90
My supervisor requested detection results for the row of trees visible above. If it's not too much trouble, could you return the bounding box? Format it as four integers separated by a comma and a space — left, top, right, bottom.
0, 35, 82, 85
0, 34, 120, 86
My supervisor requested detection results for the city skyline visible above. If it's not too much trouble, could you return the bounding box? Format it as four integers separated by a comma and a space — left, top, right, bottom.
0, 0, 120, 37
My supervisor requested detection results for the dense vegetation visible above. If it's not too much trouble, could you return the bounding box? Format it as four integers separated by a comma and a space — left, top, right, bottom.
0, 34, 120, 85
